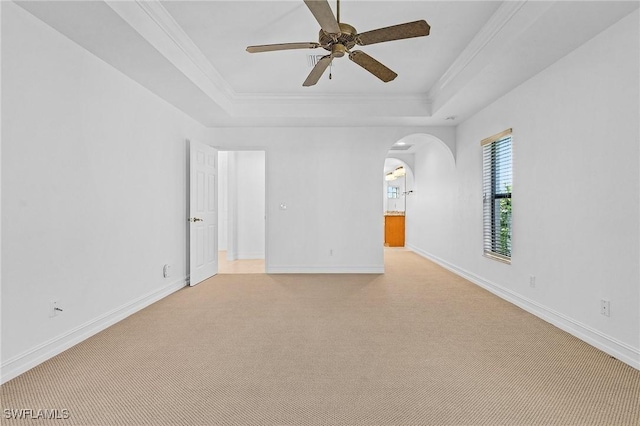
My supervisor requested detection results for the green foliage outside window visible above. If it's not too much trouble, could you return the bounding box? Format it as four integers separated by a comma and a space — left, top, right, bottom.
499, 184, 512, 256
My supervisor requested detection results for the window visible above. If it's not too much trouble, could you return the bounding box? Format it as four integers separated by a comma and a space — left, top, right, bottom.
482, 129, 512, 262
387, 186, 399, 199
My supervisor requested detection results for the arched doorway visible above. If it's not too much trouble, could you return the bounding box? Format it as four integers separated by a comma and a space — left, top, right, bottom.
383, 158, 413, 247
383, 133, 454, 251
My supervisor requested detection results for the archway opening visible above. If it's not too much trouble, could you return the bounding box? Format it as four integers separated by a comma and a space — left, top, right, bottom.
382, 133, 453, 254
382, 158, 413, 248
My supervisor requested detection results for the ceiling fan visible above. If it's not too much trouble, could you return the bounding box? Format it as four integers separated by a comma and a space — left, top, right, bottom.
246, 0, 430, 86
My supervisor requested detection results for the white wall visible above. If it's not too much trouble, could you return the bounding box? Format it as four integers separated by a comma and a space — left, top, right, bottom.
217, 151, 229, 251
236, 151, 265, 259
223, 151, 265, 260
212, 127, 455, 273
1, 2, 209, 382
406, 11, 640, 368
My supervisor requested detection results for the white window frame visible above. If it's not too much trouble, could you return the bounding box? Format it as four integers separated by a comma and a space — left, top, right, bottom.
387, 185, 400, 199
482, 129, 513, 263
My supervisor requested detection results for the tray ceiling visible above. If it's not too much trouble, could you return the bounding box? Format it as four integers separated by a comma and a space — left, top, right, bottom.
14, 1, 639, 127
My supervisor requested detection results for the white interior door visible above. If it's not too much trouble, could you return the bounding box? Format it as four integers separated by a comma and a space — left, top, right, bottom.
189, 140, 218, 286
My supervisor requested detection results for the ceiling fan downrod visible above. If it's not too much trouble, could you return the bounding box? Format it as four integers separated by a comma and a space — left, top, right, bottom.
246, 0, 431, 86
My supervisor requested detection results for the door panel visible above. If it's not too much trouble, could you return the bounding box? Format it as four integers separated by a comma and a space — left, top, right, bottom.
189, 140, 218, 286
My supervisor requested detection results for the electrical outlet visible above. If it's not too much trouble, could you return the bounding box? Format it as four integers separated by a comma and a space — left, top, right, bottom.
163, 264, 171, 278
529, 275, 536, 288
600, 300, 610, 317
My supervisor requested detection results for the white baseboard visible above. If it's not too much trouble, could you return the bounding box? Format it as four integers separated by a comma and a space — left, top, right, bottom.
266, 265, 384, 274
237, 251, 265, 260
406, 244, 640, 370
1, 278, 187, 384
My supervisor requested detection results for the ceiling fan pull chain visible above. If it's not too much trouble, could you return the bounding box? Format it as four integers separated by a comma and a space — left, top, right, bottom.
247, 0, 430, 86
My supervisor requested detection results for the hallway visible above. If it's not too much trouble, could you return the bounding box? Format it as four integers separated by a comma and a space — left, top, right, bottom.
218, 251, 265, 274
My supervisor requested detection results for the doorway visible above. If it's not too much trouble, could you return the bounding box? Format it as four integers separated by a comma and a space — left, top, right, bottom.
383, 158, 413, 248
217, 150, 266, 274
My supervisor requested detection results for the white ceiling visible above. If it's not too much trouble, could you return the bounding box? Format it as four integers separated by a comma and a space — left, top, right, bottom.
15, 1, 639, 128
160, 1, 500, 96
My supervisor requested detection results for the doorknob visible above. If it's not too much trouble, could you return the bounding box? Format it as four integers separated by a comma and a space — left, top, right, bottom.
188, 217, 204, 222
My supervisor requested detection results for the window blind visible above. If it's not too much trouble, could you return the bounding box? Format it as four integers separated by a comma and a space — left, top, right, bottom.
482, 129, 512, 262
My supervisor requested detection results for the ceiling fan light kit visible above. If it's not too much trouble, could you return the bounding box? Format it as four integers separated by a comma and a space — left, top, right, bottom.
246, 0, 430, 87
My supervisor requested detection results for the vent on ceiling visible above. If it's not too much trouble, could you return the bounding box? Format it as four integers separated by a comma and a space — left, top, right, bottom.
307, 54, 326, 67
390, 144, 413, 151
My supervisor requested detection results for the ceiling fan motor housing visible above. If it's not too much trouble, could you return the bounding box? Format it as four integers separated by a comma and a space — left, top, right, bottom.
319, 22, 357, 54
246, 1, 430, 86
331, 44, 347, 57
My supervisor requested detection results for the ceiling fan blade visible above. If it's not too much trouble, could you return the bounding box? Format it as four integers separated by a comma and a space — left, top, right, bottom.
303, 55, 332, 87
246, 42, 320, 53
356, 20, 430, 46
348, 50, 397, 82
304, 0, 340, 35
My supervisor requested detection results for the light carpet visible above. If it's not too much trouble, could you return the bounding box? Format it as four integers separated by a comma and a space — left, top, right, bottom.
2, 249, 639, 425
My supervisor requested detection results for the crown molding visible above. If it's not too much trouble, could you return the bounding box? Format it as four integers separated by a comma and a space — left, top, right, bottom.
427, 0, 528, 102
105, 0, 236, 114
106, 0, 434, 119
233, 93, 431, 118
233, 92, 429, 104
133, 0, 237, 96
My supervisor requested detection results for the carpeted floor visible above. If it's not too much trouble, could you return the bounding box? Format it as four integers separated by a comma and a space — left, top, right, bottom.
2, 249, 639, 425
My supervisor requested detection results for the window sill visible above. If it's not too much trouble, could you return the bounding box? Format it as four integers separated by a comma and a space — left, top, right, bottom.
484, 252, 511, 264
